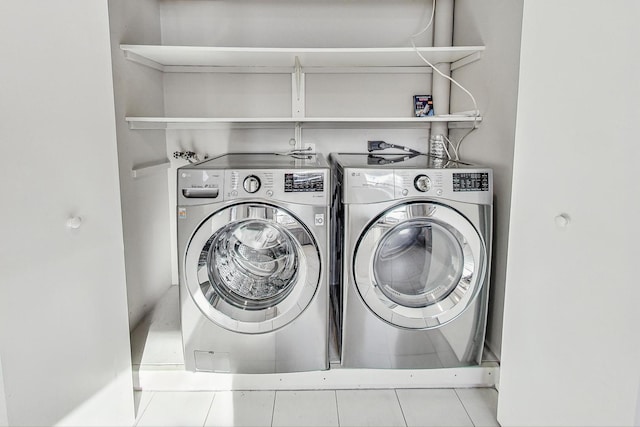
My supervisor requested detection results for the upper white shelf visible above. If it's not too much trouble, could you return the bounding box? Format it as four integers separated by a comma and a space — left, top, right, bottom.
120, 45, 485, 73
125, 116, 482, 130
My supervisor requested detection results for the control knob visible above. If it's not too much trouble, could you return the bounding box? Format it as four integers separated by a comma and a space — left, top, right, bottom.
414, 174, 432, 192
243, 175, 261, 193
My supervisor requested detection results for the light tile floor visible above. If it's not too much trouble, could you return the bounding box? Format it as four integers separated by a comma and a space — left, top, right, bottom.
134, 387, 499, 427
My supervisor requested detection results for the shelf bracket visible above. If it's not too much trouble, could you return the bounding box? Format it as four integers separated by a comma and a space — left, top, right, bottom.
292, 56, 305, 118
451, 51, 483, 71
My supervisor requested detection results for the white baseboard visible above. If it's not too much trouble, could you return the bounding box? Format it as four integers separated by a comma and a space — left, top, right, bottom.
133, 362, 499, 391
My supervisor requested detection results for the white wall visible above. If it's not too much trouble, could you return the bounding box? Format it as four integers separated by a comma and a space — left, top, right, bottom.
0, 1, 134, 425
451, 0, 524, 359
637, 379, 640, 426
108, 0, 174, 329
159, 0, 435, 48
0, 354, 7, 427
498, 1, 640, 425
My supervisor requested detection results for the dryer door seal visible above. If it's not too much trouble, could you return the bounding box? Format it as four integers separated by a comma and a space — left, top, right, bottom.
184, 202, 321, 334
353, 201, 486, 329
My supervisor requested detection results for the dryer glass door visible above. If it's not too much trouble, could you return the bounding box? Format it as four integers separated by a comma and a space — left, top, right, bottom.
184, 203, 321, 334
373, 219, 464, 308
354, 201, 486, 329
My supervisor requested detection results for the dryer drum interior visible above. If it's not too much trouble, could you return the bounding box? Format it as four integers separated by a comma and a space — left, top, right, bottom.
353, 201, 484, 330
373, 219, 465, 308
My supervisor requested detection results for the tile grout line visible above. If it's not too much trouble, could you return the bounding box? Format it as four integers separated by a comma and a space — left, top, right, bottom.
133, 391, 156, 427
393, 389, 409, 427
270, 390, 277, 427
333, 389, 341, 427
201, 391, 217, 427
454, 388, 476, 427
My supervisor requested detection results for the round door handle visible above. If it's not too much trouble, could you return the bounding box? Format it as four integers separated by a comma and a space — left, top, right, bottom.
554, 214, 570, 228
66, 216, 83, 229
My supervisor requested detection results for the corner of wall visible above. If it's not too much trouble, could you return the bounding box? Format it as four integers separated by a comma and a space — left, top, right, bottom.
108, 0, 173, 330
450, 0, 525, 361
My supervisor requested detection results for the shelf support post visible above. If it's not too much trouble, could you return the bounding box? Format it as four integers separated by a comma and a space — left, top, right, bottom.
292, 56, 305, 118
293, 122, 303, 149
430, 0, 454, 158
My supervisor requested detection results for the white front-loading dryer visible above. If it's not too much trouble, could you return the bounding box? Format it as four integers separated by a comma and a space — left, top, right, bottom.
330, 153, 492, 369
178, 153, 330, 373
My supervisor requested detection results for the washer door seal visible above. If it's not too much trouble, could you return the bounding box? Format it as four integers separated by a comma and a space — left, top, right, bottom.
353, 201, 486, 329
185, 203, 320, 334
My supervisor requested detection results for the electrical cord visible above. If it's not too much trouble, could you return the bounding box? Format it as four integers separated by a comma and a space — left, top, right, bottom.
410, 0, 479, 116
368, 153, 419, 165
442, 135, 458, 160
440, 136, 454, 160
444, 125, 478, 161
367, 140, 422, 155
411, 36, 480, 118
410, 0, 436, 40
410, 0, 481, 162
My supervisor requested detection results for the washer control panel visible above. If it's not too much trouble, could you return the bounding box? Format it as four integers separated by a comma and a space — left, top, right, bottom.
284, 172, 325, 193
178, 168, 329, 205
226, 169, 328, 204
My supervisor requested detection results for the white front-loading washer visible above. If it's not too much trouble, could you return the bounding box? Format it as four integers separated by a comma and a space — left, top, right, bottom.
330, 153, 492, 369
177, 153, 330, 373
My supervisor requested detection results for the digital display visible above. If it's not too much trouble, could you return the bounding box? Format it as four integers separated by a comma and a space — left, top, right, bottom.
284, 173, 324, 192
453, 172, 489, 192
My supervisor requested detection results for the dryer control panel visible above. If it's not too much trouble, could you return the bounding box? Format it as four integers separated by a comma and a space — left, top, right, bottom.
394, 169, 492, 205
342, 168, 492, 205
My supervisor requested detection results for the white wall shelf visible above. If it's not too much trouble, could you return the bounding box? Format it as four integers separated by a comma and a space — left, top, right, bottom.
121, 44, 484, 139
120, 45, 484, 73
125, 116, 482, 130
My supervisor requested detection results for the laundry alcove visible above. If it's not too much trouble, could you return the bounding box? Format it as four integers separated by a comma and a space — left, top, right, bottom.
107, 0, 521, 391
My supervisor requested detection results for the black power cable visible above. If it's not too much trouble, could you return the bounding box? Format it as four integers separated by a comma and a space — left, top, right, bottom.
367, 140, 422, 155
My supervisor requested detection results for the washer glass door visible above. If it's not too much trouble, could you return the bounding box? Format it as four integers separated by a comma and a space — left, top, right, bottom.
185, 203, 320, 334
353, 202, 486, 329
